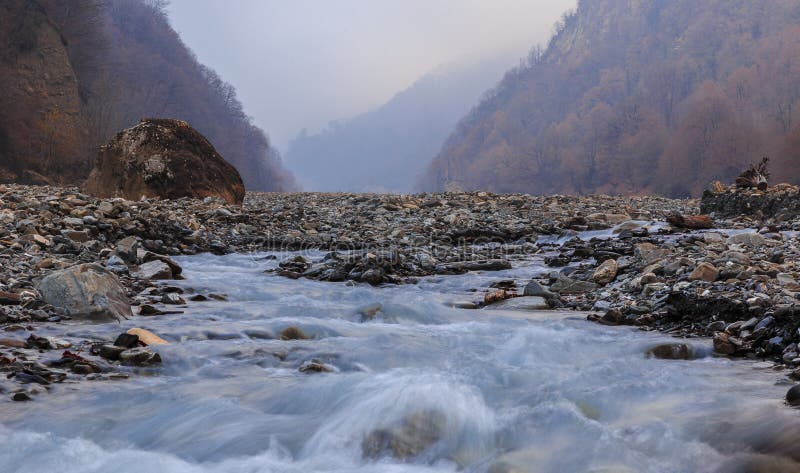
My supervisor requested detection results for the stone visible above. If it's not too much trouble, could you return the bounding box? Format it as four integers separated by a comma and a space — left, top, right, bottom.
114, 333, 140, 348
713, 332, 737, 355
362, 410, 446, 461
0, 291, 21, 305
119, 347, 162, 365
134, 260, 173, 280
299, 359, 335, 373
666, 214, 713, 229
592, 259, 618, 285
523, 280, 557, 300
126, 328, 168, 346
634, 243, 669, 266
550, 276, 598, 295
12, 392, 31, 402
727, 232, 766, 248
83, 119, 246, 205
116, 236, 140, 264
487, 297, 549, 311
38, 264, 132, 322
141, 252, 183, 276
358, 303, 383, 321
280, 326, 309, 340
105, 255, 128, 273
787, 385, 800, 407
645, 343, 697, 360
61, 229, 89, 243
688, 262, 719, 282
98, 344, 126, 361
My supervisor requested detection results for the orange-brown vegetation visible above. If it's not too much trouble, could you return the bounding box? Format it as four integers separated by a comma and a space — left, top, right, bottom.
420, 0, 800, 197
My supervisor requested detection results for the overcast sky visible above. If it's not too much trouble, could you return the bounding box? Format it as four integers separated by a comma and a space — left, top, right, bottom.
167, 0, 576, 152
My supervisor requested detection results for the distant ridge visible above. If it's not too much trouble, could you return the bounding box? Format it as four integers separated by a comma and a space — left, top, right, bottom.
420, 0, 800, 197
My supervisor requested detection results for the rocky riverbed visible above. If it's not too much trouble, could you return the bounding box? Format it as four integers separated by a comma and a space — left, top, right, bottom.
1, 183, 800, 406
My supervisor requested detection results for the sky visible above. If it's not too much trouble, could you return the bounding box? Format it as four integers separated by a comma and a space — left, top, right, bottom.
167, 0, 576, 152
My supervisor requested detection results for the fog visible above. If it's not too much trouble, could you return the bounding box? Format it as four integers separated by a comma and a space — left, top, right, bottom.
167, 0, 576, 152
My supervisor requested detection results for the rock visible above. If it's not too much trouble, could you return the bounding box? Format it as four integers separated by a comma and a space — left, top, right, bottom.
358, 303, 383, 321
688, 262, 719, 282
0, 291, 21, 305
645, 344, 697, 360
105, 255, 128, 273
98, 344, 126, 361
141, 252, 183, 276
550, 276, 598, 295
134, 260, 173, 280
487, 297, 549, 311
523, 280, 557, 300
61, 229, 89, 243
38, 264, 132, 322
126, 328, 168, 346
83, 118, 246, 205
713, 332, 737, 355
119, 347, 162, 365
727, 232, 766, 248
787, 385, 800, 407
12, 392, 31, 402
362, 410, 446, 461
484, 290, 510, 305
299, 359, 335, 373
592, 259, 618, 285
361, 268, 385, 286
666, 214, 713, 229
634, 243, 669, 266
116, 236, 140, 264
114, 333, 140, 348
280, 326, 309, 340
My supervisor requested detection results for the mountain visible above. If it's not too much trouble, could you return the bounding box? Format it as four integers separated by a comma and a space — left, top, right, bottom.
284, 55, 518, 192
0, 0, 294, 191
420, 0, 800, 197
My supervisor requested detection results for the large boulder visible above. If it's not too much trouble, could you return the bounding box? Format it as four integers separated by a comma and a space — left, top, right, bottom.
37, 264, 132, 322
83, 118, 246, 205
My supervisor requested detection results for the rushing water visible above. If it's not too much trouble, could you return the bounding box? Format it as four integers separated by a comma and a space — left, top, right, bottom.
1, 251, 798, 473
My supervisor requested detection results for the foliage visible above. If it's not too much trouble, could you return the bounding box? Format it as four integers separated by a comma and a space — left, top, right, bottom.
0, 0, 294, 190
420, 0, 800, 197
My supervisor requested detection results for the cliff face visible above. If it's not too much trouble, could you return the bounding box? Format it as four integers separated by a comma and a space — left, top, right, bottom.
0, 0, 89, 184
420, 0, 800, 197
0, 0, 295, 191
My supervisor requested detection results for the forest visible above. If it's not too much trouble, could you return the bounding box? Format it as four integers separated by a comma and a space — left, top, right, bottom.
0, 0, 294, 191
420, 0, 800, 197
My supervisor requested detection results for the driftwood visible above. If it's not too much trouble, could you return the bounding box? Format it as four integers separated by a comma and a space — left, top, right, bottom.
666, 213, 714, 230
735, 157, 770, 191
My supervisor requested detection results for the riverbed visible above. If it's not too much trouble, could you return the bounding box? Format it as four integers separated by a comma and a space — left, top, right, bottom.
1, 252, 797, 472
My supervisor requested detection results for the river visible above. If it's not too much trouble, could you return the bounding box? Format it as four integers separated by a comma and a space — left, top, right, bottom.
0, 251, 797, 472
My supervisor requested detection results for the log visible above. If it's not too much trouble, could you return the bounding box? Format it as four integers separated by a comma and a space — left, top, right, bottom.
666, 213, 714, 230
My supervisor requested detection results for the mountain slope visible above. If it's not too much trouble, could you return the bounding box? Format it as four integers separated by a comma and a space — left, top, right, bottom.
420, 0, 800, 197
285, 56, 517, 192
0, 0, 294, 191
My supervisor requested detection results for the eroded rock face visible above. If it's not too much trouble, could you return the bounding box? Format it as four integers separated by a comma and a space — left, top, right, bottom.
84, 119, 245, 205
37, 264, 132, 322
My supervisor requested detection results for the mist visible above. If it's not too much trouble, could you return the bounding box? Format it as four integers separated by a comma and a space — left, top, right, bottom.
167, 0, 577, 153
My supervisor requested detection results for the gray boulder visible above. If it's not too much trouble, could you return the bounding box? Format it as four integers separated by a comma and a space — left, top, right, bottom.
38, 264, 131, 322
134, 260, 173, 280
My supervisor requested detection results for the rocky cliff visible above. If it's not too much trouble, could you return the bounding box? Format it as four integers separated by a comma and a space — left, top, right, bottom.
0, 0, 89, 184
0, 0, 294, 191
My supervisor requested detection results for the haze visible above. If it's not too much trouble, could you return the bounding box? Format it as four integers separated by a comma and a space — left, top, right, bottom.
167, 0, 577, 152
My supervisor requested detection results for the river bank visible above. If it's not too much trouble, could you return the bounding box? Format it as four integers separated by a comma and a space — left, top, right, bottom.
0, 184, 799, 406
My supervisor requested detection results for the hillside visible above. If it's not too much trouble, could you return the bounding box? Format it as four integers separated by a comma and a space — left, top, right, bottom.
285, 56, 516, 192
420, 0, 800, 197
0, 0, 294, 191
